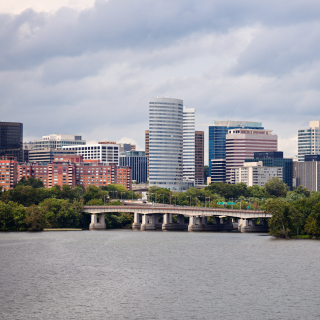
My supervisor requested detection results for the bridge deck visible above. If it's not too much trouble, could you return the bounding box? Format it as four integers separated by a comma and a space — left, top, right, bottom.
83, 205, 271, 219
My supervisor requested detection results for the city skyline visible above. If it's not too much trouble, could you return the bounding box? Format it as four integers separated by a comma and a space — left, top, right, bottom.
1, 0, 319, 160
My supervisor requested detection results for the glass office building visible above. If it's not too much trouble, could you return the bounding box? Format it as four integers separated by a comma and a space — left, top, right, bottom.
245, 151, 293, 189
149, 97, 184, 190
119, 151, 148, 183
208, 121, 263, 179
0, 122, 23, 162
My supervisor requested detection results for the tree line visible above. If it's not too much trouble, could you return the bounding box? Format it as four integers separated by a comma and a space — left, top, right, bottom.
2, 176, 320, 238
0, 177, 136, 231
148, 178, 320, 239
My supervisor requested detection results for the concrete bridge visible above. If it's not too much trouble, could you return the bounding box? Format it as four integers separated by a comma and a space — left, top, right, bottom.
83, 205, 271, 233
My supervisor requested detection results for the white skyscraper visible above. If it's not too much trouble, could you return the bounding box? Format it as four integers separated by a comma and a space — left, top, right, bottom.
149, 97, 183, 190
298, 120, 320, 161
183, 107, 195, 184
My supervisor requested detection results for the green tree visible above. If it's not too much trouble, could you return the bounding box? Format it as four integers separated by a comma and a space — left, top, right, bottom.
305, 202, 320, 237
16, 176, 44, 188
264, 177, 288, 198
25, 205, 47, 231
266, 198, 290, 238
295, 185, 310, 197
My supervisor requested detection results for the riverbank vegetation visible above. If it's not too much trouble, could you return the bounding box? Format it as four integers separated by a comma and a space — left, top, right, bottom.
1, 176, 320, 238
0, 178, 136, 231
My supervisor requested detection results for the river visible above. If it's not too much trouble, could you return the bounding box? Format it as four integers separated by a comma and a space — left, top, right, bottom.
0, 230, 319, 320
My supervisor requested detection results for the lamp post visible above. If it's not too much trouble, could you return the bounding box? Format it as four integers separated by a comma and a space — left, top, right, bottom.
229, 198, 234, 209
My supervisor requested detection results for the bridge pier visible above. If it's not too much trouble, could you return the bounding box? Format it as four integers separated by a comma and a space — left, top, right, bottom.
132, 212, 141, 230
188, 215, 207, 231
238, 218, 269, 232
162, 214, 187, 231
89, 214, 106, 230
141, 214, 158, 231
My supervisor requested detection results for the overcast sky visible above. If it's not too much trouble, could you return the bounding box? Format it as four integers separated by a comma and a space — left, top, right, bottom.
1, 0, 320, 162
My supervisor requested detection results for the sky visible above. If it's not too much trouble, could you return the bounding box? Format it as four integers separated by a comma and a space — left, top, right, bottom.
1, 0, 320, 162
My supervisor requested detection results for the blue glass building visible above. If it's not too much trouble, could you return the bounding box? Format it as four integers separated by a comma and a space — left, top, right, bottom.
245, 151, 293, 189
119, 151, 148, 183
208, 121, 263, 179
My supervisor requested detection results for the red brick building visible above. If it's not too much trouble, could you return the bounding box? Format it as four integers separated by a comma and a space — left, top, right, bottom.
16, 158, 132, 191
0, 157, 18, 190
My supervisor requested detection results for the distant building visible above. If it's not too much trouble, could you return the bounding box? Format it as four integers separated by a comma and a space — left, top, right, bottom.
62, 143, 119, 164
226, 128, 278, 182
0, 122, 23, 162
18, 158, 132, 190
245, 151, 293, 189
295, 155, 320, 191
33, 134, 86, 151
195, 131, 204, 185
28, 148, 78, 163
23, 142, 34, 163
208, 121, 263, 179
149, 97, 183, 191
0, 156, 18, 190
298, 121, 320, 161
230, 161, 282, 187
183, 107, 195, 184
211, 159, 226, 183
145, 130, 149, 179
119, 151, 147, 183
118, 143, 133, 153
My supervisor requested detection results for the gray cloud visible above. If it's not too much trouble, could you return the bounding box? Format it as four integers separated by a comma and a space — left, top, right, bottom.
1, 0, 320, 70
1, 0, 320, 159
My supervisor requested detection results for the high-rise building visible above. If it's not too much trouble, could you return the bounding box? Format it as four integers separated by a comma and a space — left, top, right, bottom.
195, 131, 204, 185
145, 130, 149, 179
211, 159, 226, 183
245, 151, 293, 189
230, 161, 283, 187
62, 144, 119, 164
208, 121, 263, 180
294, 155, 320, 191
33, 134, 86, 150
119, 151, 148, 183
226, 128, 278, 182
183, 108, 195, 184
298, 121, 320, 161
149, 97, 183, 190
0, 122, 23, 162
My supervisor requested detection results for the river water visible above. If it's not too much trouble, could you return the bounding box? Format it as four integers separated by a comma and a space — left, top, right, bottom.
0, 230, 319, 320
